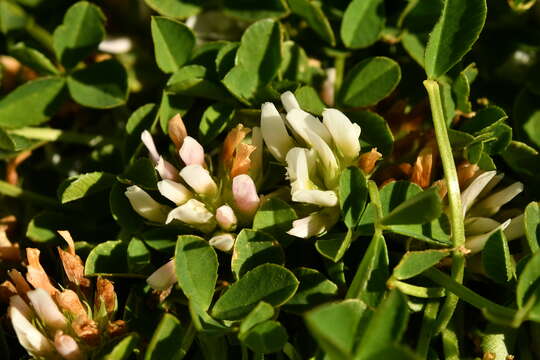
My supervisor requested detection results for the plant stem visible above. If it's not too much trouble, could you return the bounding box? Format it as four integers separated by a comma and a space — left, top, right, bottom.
416, 300, 440, 358
25, 20, 55, 55
179, 322, 197, 359
9, 127, 106, 146
368, 180, 383, 225
0, 180, 58, 208
424, 79, 466, 333
423, 268, 517, 321
389, 278, 445, 298
334, 56, 346, 96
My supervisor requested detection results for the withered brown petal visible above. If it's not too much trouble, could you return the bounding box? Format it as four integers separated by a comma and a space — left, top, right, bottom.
168, 114, 188, 150
95, 278, 116, 315
358, 148, 382, 174
25, 248, 58, 296
230, 143, 256, 178
221, 124, 250, 169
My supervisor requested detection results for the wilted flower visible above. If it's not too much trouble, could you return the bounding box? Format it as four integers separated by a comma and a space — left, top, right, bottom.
4, 231, 124, 359
260, 91, 366, 238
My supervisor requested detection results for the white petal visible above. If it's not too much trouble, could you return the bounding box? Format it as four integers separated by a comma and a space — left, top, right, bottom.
468, 182, 524, 218
460, 171, 496, 217
98, 37, 132, 54
209, 233, 236, 252
155, 157, 180, 181
54, 332, 83, 360
141, 130, 160, 164
322, 108, 361, 161
280, 91, 301, 112
287, 208, 340, 238
285, 147, 310, 183
125, 185, 170, 223
250, 126, 264, 182
9, 305, 53, 356
158, 180, 192, 206
166, 199, 215, 226
465, 217, 500, 236
286, 108, 332, 145
465, 219, 511, 254
291, 188, 338, 207
504, 214, 525, 241
215, 205, 237, 231
147, 260, 177, 291
180, 164, 218, 197
27, 288, 67, 330
9, 295, 32, 319
306, 129, 340, 189
261, 102, 296, 162
478, 173, 504, 199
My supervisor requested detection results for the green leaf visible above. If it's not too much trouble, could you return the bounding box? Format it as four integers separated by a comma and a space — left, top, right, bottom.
452, 63, 478, 114
124, 104, 157, 161
305, 300, 372, 359
525, 202, 540, 253
26, 211, 69, 244
145, 314, 186, 360
346, 233, 389, 307
119, 157, 158, 190
0, 77, 66, 129
67, 59, 128, 108
239, 302, 275, 335
211, 264, 299, 320
158, 91, 193, 133
339, 57, 401, 108
198, 103, 235, 145
223, 0, 288, 21
283, 268, 338, 313
482, 230, 515, 284
393, 250, 450, 280
516, 251, 540, 321
346, 110, 394, 156
109, 181, 144, 233
355, 290, 409, 359
0, 1, 28, 33
85, 240, 129, 276
151, 16, 195, 73
59, 172, 115, 203
513, 89, 540, 148
294, 86, 326, 116
127, 237, 152, 274
252, 198, 297, 245
215, 42, 239, 78
424, 0, 487, 78
401, 31, 427, 67
232, 229, 284, 279
52, 1, 106, 68
175, 235, 218, 311
166, 65, 229, 100
340, 0, 385, 49
240, 320, 288, 354
9, 43, 58, 75
144, 0, 203, 18
460, 106, 508, 135
339, 167, 368, 229
222, 19, 282, 103
288, 0, 335, 45
101, 333, 140, 360
315, 232, 349, 262
381, 188, 443, 225
141, 228, 177, 253
279, 41, 309, 82
502, 141, 540, 179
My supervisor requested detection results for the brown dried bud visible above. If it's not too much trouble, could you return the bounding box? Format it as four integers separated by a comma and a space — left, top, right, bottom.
410, 139, 438, 188
57, 231, 91, 290
107, 320, 128, 338
95, 278, 116, 315
55, 290, 87, 318
221, 125, 250, 172
0, 280, 17, 302
25, 248, 58, 296
457, 161, 480, 189
230, 143, 256, 178
8, 269, 32, 297
358, 148, 382, 174
168, 114, 188, 150
72, 316, 100, 346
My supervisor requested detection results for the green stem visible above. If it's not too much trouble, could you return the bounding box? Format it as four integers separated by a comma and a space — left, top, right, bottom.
424, 79, 466, 333
9, 127, 106, 146
416, 300, 440, 358
389, 278, 445, 298
441, 324, 460, 360
334, 56, 346, 97
179, 322, 197, 359
368, 180, 383, 226
423, 268, 517, 321
0, 180, 58, 208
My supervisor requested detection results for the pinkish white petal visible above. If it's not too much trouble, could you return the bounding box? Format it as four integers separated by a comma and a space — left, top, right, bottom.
322, 108, 361, 161
157, 180, 192, 206
179, 136, 205, 166
179, 165, 218, 197
27, 288, 67, 331
124, 186, 170, 223
147, 260, 177, 291
9, 304, 54, 357
215, 205, 237, 231
260, 103, 295, 162
155, 157, 180, 181
141, 130, 160, 164
232, 175, 260, 215
54, 332, 83, 360
209, 233, 236, 252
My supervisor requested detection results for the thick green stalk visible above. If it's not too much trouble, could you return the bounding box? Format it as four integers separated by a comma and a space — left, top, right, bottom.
0, 180, 58, 208
416, 301, 440, 358
424, 80, 466, 333
334, 56, 346, 96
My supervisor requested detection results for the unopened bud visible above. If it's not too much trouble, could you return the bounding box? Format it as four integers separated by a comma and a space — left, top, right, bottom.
124, 186, 170, 223
179, 136, 205, 166
54, 332, 83, 360
147, 259, 177, 291
166, 199, 215, 229
209, 233, 235, 252
141, 130, 160, 164
180, 165, 218, 197
215, 205, 237, 231
155, 157, 180, 181
232, 175, 260, 216
168, 114, 188, 150
157, 180, 192, 206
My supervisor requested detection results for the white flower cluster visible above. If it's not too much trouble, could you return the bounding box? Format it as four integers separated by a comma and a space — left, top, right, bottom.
261, 91, 363, 238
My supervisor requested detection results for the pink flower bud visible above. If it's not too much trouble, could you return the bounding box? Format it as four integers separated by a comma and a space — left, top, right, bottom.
147, 259, 177, 291
124, 186, 170, 223
27, 288, 67, 331
232, 174, 260, 216
180, 165, 218, 197
141, 130, 160, 164
155, 156, 180, 181
54, 332, 83, 360
216, 205, 237, 231
179, 136, 205, 166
